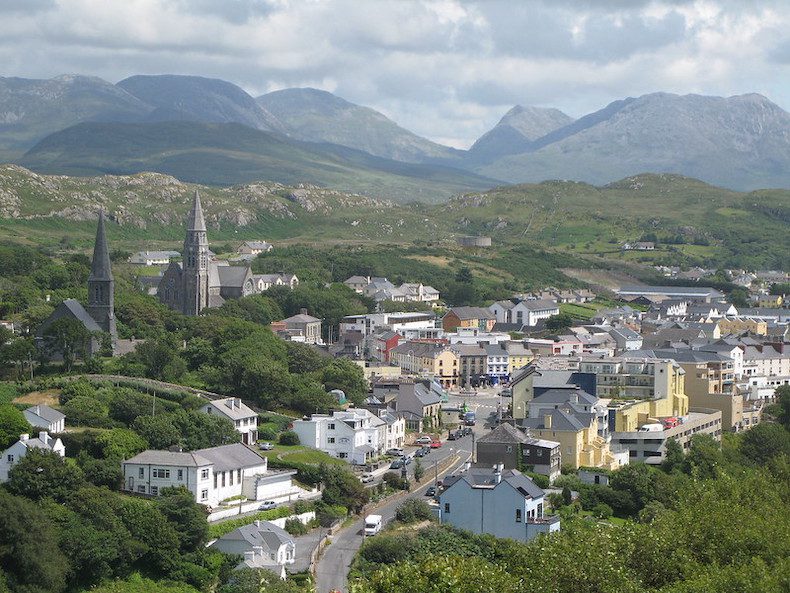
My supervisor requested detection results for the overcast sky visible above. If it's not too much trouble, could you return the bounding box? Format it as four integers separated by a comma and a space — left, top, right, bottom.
2, 0, 789, 148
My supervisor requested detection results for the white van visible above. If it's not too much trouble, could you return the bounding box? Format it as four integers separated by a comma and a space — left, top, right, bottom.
364, 514, 383, 536
638, 423, 664, 432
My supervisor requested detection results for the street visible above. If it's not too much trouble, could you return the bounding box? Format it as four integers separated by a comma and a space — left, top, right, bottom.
314, 433, 475, 593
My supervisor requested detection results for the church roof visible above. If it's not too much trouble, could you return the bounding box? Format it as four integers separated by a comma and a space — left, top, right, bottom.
187, 190, 207, 232
217, 265, 251, 288
88, 210, 113, 282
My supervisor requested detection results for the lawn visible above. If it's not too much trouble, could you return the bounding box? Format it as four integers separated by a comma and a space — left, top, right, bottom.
13, 389, 61, 407
560, 302, 600, 320
260, 444, 345, 465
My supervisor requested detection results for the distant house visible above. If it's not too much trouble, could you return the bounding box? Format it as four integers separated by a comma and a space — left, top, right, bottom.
345, 276, 440, 303
209, 519, 295, 578
238, 241, 273, 255
442, 306, 496, 332
277, 309, 322, 344
610, 328, 643, 352
621, 242, 655, 251
0, 431, 65, 482
489, 299, 559, 327
200, 398, 257, 445
23, 405, 65, 434
476, 423, 561, 481
121, 443, 296, 507
344, 276, 370, 294
129, 250, 181, 266
615, 285, 724, 303
372, 330, 401, 363
439, 465, 560, 542
292, 408, 389, 465
252, 274, 299, 292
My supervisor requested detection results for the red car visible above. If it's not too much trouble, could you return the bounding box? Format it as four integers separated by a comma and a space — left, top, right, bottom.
430, 440, 442, 448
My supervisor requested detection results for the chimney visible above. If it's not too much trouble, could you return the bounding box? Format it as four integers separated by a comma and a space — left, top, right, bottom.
39, 431, 49, 445
544, 414, 552, 429
19, 433, 29, 442
300, 308, 308, 315
493, 463, 503, 484
570, 390, 579, 405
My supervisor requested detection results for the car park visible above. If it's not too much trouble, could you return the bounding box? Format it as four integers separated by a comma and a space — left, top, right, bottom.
259, 500, 277, 510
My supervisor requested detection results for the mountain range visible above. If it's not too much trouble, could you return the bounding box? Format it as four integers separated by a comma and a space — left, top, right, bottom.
2, 73, 790, 199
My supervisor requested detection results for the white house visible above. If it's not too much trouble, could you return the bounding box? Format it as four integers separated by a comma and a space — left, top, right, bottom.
23, 405, 65, 434
201, 398, 258, 445
252, 274, 299, 292
210, 519, 295, 578
439, 465, 560, 542
121, 443, 296, 507
0, 432, 65, 481
129, 250, 181, 266
491, 299, 559, 327
291, 408, 385, 465
238, 241, 273, 256
610, 328, 643, 352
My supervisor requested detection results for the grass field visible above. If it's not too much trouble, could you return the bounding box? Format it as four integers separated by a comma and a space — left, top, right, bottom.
259, 444, 345, 466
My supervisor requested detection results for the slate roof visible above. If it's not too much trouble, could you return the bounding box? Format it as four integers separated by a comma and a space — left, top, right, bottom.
531, 388, 596, 406
283, 313, 321, 324
24, 405, 65, 424
217, 265, 250, 288
242, 241, 272, 250
518, 299, 559, 311
124, 450, 212, 467
203, 398, 257, 421
414, 382, 442, 406
477, 422, 527, 444
446, 306, 496, 320
443, 467, 545, 499
218, 520, 293, 550
59, 299, 103, 333
520, 407, 588, 432
187, 190, 207, 231
195, 443, 266, 472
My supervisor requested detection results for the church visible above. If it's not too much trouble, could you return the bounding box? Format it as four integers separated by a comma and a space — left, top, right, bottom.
37, 211, 119, 357
158, 191, 256, 315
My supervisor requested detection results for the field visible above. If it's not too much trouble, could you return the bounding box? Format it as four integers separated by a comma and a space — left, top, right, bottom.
259, 444, 346, 466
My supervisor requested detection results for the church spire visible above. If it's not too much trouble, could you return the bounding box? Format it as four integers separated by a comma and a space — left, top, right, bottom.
187, 190, 206, 232
89, 209, 113, 281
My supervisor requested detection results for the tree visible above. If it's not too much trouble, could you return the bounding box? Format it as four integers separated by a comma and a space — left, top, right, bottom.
561, 485, 572, 506
545, 313, 576, 332
132, 414, 181, 449
0, 490, 68, 593
740, 423, 790, 465
0, 404, 31, 449
395, 499, 434, 524
682, 434, 724, 479
63, 395, 111, 427
219, 568, 300, 593
321, 358, 368, 404
284, 341, 328, 374
413, 458, 425, 483
661, 438, 685, 473
279, 430, 300, 446
59, 379, 96, 404
592, 502, 613, 519
6, 448, 85, 503
42, 317, 92, 371
156, 487, 209, 553
774, 385, 790, 431
455, 266, 473, 283
321, 464, 370, 513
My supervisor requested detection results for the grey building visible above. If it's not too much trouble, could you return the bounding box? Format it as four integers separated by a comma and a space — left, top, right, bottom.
476, 422, 561, 481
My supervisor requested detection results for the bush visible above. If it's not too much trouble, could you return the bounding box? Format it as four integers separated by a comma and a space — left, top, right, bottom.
259, 427, 278, 441
395, 499, 435, 524
279, 431, 300, 446
284, 517, 308, 536
524, 472, 550, 489
59, 380, 96, 404
382, 472, 409, 491
592, 503, 613, 519
315, 503, 347, 527
63, 395, 112, 428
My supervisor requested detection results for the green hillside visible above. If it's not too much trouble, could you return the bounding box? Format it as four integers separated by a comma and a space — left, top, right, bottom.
18, 121, 497, 203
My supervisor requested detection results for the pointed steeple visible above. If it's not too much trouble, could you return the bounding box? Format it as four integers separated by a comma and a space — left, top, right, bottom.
187, 190, 206, 231
89, 209, 113, 281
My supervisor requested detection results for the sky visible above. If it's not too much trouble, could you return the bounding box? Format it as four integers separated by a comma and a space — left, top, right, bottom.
1, 0, 789, 148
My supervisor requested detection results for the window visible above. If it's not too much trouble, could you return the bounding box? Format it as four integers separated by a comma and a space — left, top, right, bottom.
214, 474, 218, 488
201, 490, 208, 501
238, 469, 242, 482
137, 485, 146, 493
536, 449, 543, 457
229, 471, 234, 486
516, 509, 522, 523
506, 446, 512, 453
138, 467, 144, 478
338, 452, 348, 459
328, 423, 335, 430
6, 454, 13, 463
221, 472, 226, 487
328, 437, 336, 444
444, 503, 450, 513
151, 486, 159, 495
201, 468, 209, 480
152, 468, 170, 479
177, 469, 183, 481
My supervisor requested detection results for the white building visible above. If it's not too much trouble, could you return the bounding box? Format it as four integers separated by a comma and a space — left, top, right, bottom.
129, 250, 181, 266
439, 465, 560, 542
121, 443, 296, 507
252, 274, 299, 292
339, 312, 436, 338
23, 405, 65, 434
447, 327, 510, 345
210, 519, 295, 578
291, 408, 387, 465
0, 432, 65, 481
238, 241, 273, 255
490, 299, 560, 327
200, 398, 258, 445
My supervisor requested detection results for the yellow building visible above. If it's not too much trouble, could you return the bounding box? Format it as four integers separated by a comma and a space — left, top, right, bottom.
390, 342, 459, 388
717, 318, 768, 336
505, 342, 534, 376
521, 406, 624, 471
751, 294, 783, 308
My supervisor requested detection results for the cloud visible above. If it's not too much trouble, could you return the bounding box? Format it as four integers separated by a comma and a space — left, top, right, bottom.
0, 0, 788, 148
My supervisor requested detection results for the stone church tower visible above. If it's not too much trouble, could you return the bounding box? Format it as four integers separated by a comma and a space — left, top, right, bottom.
182, 190, 210, 316
86, 210, 118, 342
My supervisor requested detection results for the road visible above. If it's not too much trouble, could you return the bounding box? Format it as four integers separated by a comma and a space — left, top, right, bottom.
314, 434, 474, 593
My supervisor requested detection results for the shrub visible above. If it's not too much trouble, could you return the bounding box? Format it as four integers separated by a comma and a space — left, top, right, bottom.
315, 503, 347, 527
59, 380, 96, 404
284, 517, 309, 536
63, 396, 112, 427
279, 431, 300, 446
259, 427, 278, 441
524, 471, 550, 489
383, 472, 409, 491
395, 499, 435, 524
592, 503, 613, 519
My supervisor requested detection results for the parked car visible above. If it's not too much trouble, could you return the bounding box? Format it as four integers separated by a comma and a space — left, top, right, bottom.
259, 501, 277, 511
415, 446, 429, 457
386, 448, 405, 457
462, 427, 473, 436
430, 440, 442, 448
500, 388, 512, 397
425, 486, 437, 497
258, 442, 275, 451
390, 459, 403, 469
402, 456, 412, 465
447, 431, 457, 441
415, 436, 433, 445
360, 472, 375, 483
